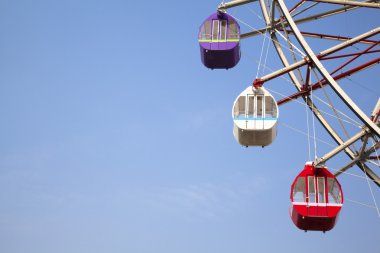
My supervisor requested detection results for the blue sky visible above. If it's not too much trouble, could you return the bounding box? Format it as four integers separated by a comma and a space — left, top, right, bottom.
0, 0, 379, 252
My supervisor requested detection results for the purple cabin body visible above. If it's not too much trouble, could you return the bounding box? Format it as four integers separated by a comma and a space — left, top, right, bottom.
198, 12, 241, 69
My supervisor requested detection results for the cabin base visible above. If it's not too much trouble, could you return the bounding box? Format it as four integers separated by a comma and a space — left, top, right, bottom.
200, 45, 240, 69
291, 206, 338, 232
233, 124, 277, 147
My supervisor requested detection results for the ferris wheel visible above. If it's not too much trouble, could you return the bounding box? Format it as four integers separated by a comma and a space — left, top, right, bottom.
198, 0, 380, 232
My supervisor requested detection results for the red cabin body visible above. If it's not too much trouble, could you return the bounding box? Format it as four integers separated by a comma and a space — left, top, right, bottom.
290, 162, 343, 232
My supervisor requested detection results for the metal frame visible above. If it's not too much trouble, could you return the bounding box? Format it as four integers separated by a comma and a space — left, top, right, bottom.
216, 0, 380, 186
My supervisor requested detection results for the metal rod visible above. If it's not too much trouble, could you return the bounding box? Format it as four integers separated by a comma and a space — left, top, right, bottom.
289, 0, 306, 14
260, 28, 380, 82
241, 3, 361, 39
284, 30, 378, 44
321, 50, 380, 60
218, 0, 257, 10
330, 41, 380, 76
336, 141, 380, 173
307, 0, 380, 8
277, 57, 380, 105
315, 129, 368, 166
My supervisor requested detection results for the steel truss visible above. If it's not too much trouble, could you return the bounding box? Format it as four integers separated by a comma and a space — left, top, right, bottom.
218, 0, 380, 186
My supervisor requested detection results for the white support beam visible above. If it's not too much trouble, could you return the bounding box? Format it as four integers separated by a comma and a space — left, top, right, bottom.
335, 141, 380, 174
315, 128, 369, 166
218, 0, 257, 11
241, 4, 361, 39
371, 98, 380, 122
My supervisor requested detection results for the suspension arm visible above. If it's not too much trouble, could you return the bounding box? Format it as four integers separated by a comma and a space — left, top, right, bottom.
315, 129, 369, 166
218, 0, 257, 11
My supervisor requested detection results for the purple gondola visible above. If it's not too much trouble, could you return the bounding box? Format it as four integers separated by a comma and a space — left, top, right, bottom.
198, 11, 241, 69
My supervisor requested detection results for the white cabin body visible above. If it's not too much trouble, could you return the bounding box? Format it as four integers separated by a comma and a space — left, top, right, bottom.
232, 86, 279, 146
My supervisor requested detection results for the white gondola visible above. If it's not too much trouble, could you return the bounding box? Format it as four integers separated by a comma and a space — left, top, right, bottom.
232, 86, 279, 147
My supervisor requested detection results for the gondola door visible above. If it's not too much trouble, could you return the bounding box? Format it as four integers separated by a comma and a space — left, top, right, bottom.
317, 177, 327, 216
307, 176, 327, 217
220, 20, 227, 48
246, 94, 265, 130
307, 176, 317, 216
246, 94, 254, 129
256, 95, 264, 130
211, 20, 219, 50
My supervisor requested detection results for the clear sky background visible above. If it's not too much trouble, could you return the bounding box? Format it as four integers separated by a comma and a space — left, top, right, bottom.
0, 0, 379, 253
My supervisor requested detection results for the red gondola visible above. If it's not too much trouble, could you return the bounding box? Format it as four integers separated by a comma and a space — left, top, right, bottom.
290, 162, 343, 232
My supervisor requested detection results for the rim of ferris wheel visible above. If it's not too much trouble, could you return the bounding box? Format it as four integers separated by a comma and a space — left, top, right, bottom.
198, 12, 241, 69
290, 162, 344, 232
232, 86, 279, 147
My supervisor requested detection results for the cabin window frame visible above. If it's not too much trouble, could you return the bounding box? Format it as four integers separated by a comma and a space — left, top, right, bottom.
256, 95, 264, 118
327, 177, 342, 204
308, 176, 316, 204
212, 20, 220, 41
317, 177, 326, 204
233, 96, 246, 118
265, 96, 277, 118
220, 20, 227, 41
227, 20, 239, 40
245, 94, 265, 119
200, 18, 240, 42
293, 177, 306, 203
199, 20, 211, 41
246, 95, 254, 118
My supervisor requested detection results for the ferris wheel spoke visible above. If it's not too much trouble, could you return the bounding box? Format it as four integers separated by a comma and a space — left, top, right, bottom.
288, 0, 308, 14
332, 103, 380, 185
291, 2, 320, 18
336, 143, 380, 182
241, 2, 364, 39
291, 2, 371, 23
256, 28, 380, 84
315, 128, 369, 166
306, 0, 380, 9
283, 30, 378, 45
